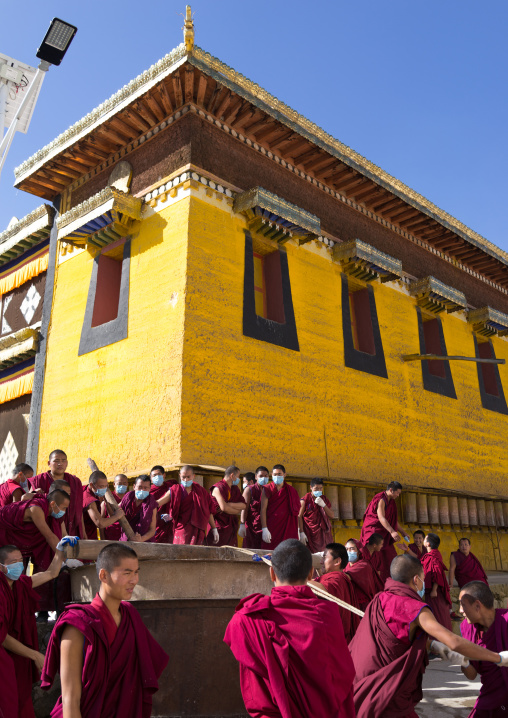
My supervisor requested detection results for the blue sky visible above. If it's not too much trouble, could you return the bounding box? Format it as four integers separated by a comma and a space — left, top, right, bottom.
1, 1, 507, 251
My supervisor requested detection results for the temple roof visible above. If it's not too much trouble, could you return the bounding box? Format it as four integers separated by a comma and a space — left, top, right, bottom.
13, 43, 508, 291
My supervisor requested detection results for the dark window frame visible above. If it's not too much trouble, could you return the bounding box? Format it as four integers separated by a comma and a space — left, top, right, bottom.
473, 336, 508, 414
416, 307, 456, 399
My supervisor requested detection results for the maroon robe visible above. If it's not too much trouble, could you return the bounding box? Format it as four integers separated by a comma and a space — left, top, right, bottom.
103, 491, 123, 541
359, 545, 385, 592
206, 479, 245, 547
119, 491, 157, 541
301, 492, 333, 553
244, 483, 263, 549
360, 491, 399, 582
0, 480, 23, 507
168, 482, 214, 545
0, 573, 40, 718
408, 543, 427, 564
461, 608, 508, 715
41, 595, 169, 718
30, 471, 84, 538
150, 480, 177, 544
316, 571, 361, 642
422, 549, 452, 630
452, 550, 489, 588
82, 485, 100, 540
0, 600, 18, 718
261, 482, 301, 550
344, 557, 381, 612
350, 578, 429, 718
224, 585, 355, 718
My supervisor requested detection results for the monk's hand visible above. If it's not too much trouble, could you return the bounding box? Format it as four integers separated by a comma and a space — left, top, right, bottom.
430, 641, 469, 667
113, 509, 125, 520
430, 589, 438, 598
32, 650, 45, 673
299, 531, 308, 545
314, 496, 326, 508
56, 536, 80, 550
212, 528, 219, 544
497, 651, 508, 666
262, 527, 272, 544
238, 523, 246, 538
132, 533, 143, 542
391, 531, 401, 541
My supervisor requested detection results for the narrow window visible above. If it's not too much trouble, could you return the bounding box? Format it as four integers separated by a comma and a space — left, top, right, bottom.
91, 254, 122, 327
349, 288, 375, 355
478, 341, 499, 397
253, 252, 267, 319
263, 251, 285, 324
422, 318, 446, 378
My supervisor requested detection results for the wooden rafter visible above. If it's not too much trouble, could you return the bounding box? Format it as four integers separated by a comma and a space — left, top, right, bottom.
184, 66, 194, 103
196, 74, 208, 107
172, 74, 183, 107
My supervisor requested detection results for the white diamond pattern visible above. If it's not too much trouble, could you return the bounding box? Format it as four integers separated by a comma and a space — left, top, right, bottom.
1, 295, 12, 334
0, 432, 18, 484
20, 284, 41, 325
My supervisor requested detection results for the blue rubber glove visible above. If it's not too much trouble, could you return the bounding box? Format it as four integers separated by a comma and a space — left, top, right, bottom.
56, 536, 80, 550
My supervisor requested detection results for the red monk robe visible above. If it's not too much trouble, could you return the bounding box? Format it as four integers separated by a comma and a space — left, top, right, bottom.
244, 482, 263, 550
0, 572, 40, 718
300, 492, 333, 553
461, 608, 508, 716
224, 585, 355, 718
0, 596, 18, 718
261, 482, 301, 550
41, 593, 168, 718
82, 485, 100, 540
103, 491, 123, 541
168, 482, 214, 545
452, 550, 489, 588
350, 578, 429, 718
422, 549, 452, 630
119, 491, 157, 541
408, 543, 428, 564
315, 571, 361, 643
359, 545, 385, 590
30, 471, 84, 538
360, 491, 399, 582
150, 479, 177, 543
0, 479, 23, 507
207, 479, 245, 547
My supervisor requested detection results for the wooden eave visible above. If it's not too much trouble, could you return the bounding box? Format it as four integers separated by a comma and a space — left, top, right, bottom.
14, 44, 508, 289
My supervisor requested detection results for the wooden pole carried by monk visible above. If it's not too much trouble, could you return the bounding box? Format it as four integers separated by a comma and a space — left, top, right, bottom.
87, 458, 135, 540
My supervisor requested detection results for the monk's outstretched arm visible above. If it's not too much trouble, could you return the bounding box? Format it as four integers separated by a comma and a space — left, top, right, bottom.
27, 505, 60, 552
260, 491, 268, 528
418, 609, 501, 663
298, 500, 305, 532
133, 508, 157, 542
449, 553, 456, 586
31, 548, 65, 588
376, 500, 400, 541
156, 489, 172, 508
462, 663, 478, 680
208, 513, 217, 530
3, 634, 45, 672
60, 625, 84, 718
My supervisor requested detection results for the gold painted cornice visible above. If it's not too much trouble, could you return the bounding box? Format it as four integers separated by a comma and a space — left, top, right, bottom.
333, 238, 402, 283
409, 276, 467, 314
467, 306, 508, 337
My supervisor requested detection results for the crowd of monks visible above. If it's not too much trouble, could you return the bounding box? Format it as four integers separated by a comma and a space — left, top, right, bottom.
0, 450, 506, 717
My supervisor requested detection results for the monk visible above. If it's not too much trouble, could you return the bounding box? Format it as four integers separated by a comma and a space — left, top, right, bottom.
0, 464, 33, 507
238, 466, 270, 549
41, 543, 169, 717
450, 538, 489, 588
460, 581, 508, 716
206, 466, 245, 547
157, 466, 218, 545
82, 471, 124, 541
360, 481, 409, 582
359, 532, 384, 581
407, 529, 427, 563
0, 540, 70, 718
298, 478, 334, 553
260, 464, 301, 550
119, 476, 157, 542
350, 554, 508, 718
308, 542, 361, 643
30, 450, 85, 539
422, 532, 452, 630
224, 539, 356, 718
344, 538, 383, 610
102, 474, 129, 540
242, 472, 256, 491
149, 465, 177, 544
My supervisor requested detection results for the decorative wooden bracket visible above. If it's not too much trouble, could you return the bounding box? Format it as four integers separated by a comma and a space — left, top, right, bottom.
234, 187, 320, 245
467, 306, 508, 338
409, 276, 467, 314
332, 238, 402, 283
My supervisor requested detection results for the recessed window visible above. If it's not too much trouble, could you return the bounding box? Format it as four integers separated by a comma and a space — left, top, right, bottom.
91, 254, 122, 327
253, 250, 285, 324
477, 341, 499, 397
422, 317, 446, 378
349, 287, 375, 355
415, 308, 456, 399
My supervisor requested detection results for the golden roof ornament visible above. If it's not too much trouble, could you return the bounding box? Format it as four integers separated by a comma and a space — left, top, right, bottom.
183, 6, 194, 53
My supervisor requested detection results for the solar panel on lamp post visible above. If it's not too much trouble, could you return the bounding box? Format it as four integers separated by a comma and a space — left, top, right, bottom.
0, 18, 77, 181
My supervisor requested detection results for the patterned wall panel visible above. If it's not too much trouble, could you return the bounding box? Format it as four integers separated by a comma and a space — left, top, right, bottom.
0, 395, 30, 482
0, 273, 46, 336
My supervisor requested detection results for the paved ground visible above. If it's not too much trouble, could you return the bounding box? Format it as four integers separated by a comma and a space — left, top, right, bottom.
418, 659, 480, 717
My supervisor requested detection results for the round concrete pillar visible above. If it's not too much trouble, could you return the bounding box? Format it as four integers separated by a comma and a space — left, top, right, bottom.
438, 496, 450, 525
339, 486, 354, 520
403, 492, 417, 524
353, 487, 367, 520
417, 494, 428, 524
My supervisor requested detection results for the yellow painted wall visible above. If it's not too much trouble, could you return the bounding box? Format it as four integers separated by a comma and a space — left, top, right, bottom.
37, 199, 189, 478
181, 193, 508, 499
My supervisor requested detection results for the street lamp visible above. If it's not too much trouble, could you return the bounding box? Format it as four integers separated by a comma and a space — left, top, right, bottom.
0, 18, 77, 180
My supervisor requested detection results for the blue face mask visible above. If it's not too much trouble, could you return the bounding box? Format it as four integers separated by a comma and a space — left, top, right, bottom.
257, 476, 269, 485
51, 506, 65, 519
116, 484, 128, 494
182, 479, 193, 488
232, 478, 240, 486
135, 490, 149, 500
313, 491, 323, 497
151, 475, 164, 487
417, 588, 425, 599
1, 561, 24, 581
347, 551, 358, 563
21, 480, 29, 491
273, 475, 284, 485
95, 487, 108, 497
